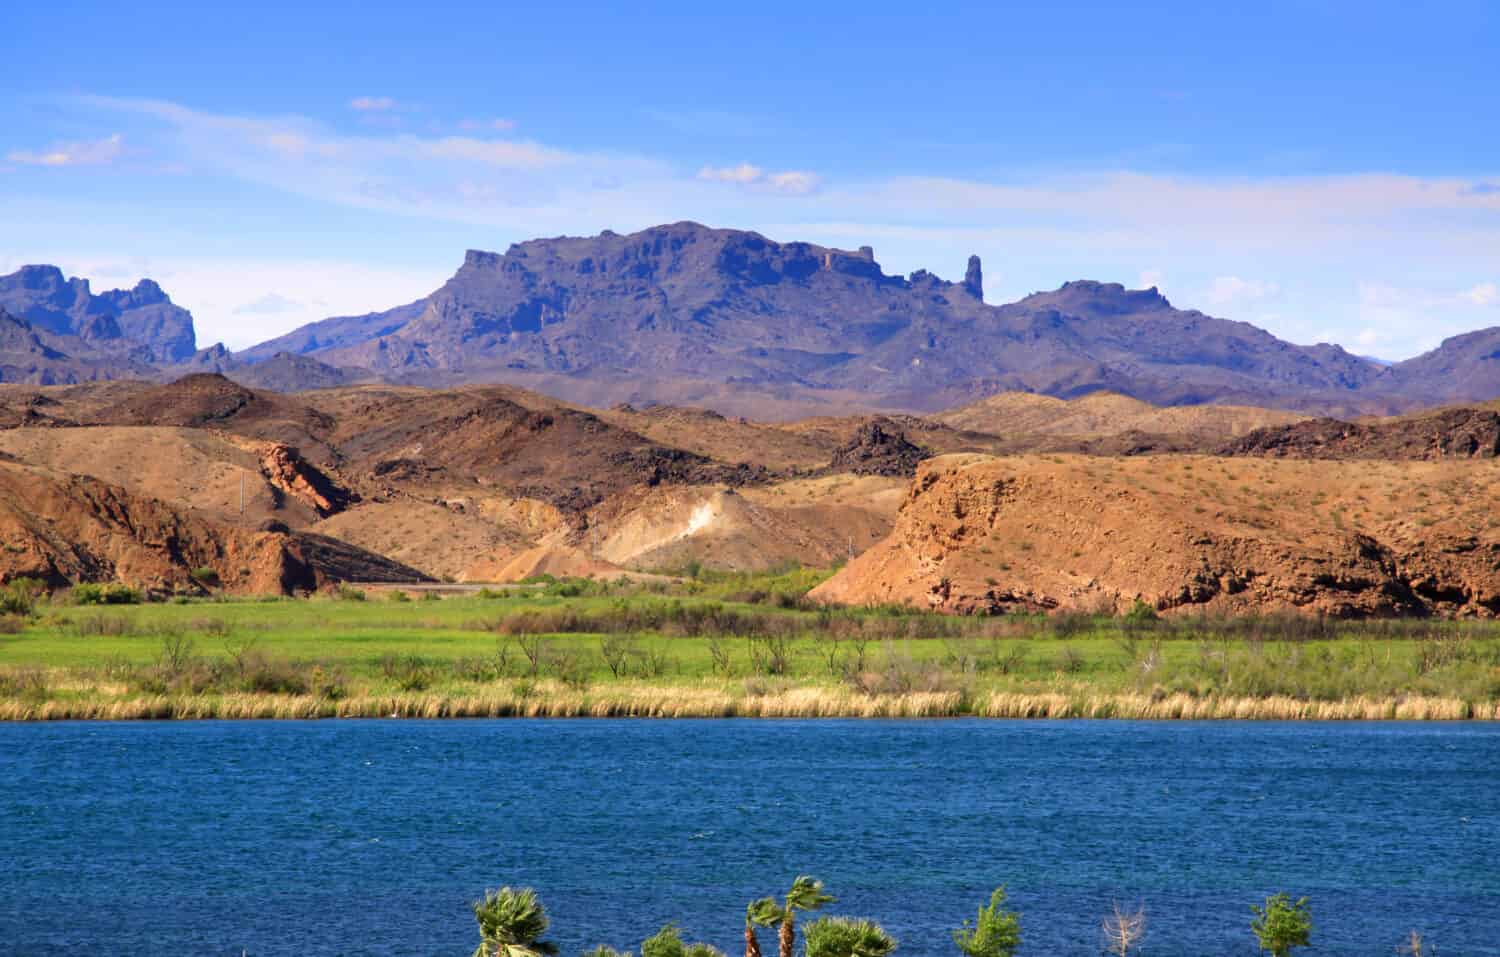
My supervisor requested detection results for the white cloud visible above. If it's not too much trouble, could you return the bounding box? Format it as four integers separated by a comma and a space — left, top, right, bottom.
422, 136, 571, 169
19, 96, 1500, 360
697, 163, 820, 194
698, 163, 763, 184
349, 96, 398, 112
234, 293, 303, 315
7, 133, 124, 167
1462, 282, 1498, 307
767, 170, 820, 195
1204, 276, 1280, 308
459, 118, 517, 132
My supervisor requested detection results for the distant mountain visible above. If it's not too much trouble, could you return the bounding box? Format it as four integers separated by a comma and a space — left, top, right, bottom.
0, 265, 197, 363
1372, 328, 1500, 406
235, 300, 426, 365
9, 225, 1500, 417
234, 222, 1402, 415
0, 307, 159, 385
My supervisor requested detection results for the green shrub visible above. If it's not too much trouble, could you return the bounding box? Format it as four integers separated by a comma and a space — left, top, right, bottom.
387, 589, 411, 603
1124, 599, 1159, 624
190, 567, 221, 588
803, 917, 897, 957
1, 578, 43, 616
953, 887, 1021, 957
72, 583, 141, 606
334, 584, 366, 602
1250, 893, 1312, 957
641, 924, 723, 957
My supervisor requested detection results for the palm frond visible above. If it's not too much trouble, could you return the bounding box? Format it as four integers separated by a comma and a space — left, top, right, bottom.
784, 876, 836, 913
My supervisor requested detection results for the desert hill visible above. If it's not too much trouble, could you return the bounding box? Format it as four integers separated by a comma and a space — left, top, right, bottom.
810, 453, 1500, 618
0, 458, 422, 594
934, 391, 1307, 438
1223, 406, 1500, 460
10, 372, 1500, 609
0, 427, 352, 529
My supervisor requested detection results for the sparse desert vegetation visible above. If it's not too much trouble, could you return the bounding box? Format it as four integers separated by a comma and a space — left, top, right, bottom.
1, 570, 1497, 720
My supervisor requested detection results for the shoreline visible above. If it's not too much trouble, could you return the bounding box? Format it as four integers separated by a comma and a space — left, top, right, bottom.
4, 688, 1494, 721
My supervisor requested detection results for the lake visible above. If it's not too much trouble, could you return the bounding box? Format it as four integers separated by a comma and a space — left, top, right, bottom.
1, 719, 1496, 955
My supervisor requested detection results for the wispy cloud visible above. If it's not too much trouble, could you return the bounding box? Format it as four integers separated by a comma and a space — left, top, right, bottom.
349, 96, 399, 112
20, 95, 1500, 360
1204, 276, 1280, 308
1463, 282, 1498, 307
7, 133, 124, 167
459, 118, 517, 132
697, 163, 821, 195
234, 292, 303, 315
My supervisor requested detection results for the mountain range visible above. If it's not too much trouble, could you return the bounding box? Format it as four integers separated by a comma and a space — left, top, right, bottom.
5, 222, 1500, 417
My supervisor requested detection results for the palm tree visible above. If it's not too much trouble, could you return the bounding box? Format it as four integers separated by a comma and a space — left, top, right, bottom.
802, 917, 897, 957
745, 897, 784, 957
777, 876, 835, 957
472, 886, 559, 957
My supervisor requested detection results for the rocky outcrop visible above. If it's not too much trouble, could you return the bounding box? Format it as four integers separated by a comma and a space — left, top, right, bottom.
810, 453, 1500, 618
256, 443, 358, 517
963, 255, 983, 300
1224, 407, 1500, 460
0, 461, 424, 594
827, 420, 931, 477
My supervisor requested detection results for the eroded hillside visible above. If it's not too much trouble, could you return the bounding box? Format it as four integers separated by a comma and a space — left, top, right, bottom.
811, 453, 1500, 618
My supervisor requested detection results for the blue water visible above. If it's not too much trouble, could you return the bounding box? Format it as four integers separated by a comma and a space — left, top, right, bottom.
1, 720, 1496, 956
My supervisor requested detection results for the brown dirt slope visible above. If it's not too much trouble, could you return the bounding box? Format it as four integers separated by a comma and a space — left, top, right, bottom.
934, 391, 1305, 438
313, 500, 531, 582
87, 374, 338, 463
596, 403, 834, 471
0, 427, 354, 528
0, 460, 426, 593
586, 484, 893, 573
811, 453, 1500, 618
309, 385, 771, 512
1224, 407, 1500, 460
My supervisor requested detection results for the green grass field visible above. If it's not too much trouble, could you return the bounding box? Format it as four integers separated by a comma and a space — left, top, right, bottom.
2, 574, 1499, 719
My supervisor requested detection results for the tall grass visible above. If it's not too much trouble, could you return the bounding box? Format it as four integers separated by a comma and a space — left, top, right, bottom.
2, 680, 1494, 722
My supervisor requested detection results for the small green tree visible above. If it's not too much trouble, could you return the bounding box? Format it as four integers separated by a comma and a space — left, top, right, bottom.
582, 947, 632, 957
472, 886, 558, 957
802, 917, 897, 957
641, 923, 724, 957
952, 887, 1021, 957
1250, 893, 1312, 957
0, 577, 43, 616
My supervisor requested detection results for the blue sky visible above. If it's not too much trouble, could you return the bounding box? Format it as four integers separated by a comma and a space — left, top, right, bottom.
4, 0, 1498, 355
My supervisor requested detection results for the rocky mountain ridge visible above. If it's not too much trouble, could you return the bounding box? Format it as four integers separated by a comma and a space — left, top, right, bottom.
6, 223, 1500, 420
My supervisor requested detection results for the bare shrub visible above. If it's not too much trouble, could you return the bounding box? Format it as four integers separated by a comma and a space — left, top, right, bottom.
706, 636, 734, 677
514, 634, 548, 677
598, 634, 638, 679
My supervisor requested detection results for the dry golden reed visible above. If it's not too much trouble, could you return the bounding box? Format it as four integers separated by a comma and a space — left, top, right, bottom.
1, 683, 1495, 721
